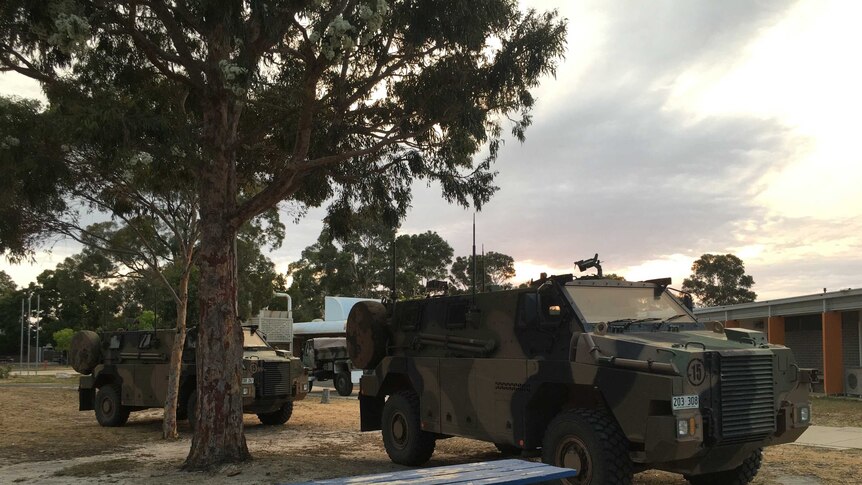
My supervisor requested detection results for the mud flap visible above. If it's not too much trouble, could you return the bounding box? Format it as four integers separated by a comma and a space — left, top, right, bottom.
359, 393, 384, 431
79, 387, 95, 411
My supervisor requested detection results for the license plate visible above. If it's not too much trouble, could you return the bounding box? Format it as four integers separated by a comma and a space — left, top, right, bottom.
242, 377, 254, 385
672, 395, 699, 410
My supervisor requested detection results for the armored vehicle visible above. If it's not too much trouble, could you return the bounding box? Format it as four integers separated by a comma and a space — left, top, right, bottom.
348, 262, 815, 485
71, 325, 308, 427
302, 337, 355, 396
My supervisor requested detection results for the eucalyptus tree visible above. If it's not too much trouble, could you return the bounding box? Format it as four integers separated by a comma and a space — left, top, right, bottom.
0, 0, 566, 469
682, 253, 757, 307
451, 250, 516, 290
288, 223, 453, 320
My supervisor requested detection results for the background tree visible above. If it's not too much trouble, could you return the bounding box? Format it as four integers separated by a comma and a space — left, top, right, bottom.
52, 327, 74, 353
450, 251, 516, 291
0, 271, 15, 295
0, 0, 565, 468
682, 253, 757, 307
288, 222, 453, 321
396, 231, 454, 297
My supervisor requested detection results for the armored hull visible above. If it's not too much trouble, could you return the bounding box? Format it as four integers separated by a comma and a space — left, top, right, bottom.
351, 276, 814, 484
75, 326, 308, 427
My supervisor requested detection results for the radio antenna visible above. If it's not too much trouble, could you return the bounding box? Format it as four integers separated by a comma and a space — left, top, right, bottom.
481, 244, 486, 292
471, 214, 477, 302
391, 230, 397, 304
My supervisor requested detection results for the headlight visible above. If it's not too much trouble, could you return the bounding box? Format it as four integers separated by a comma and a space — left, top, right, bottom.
677, 419, 689, 437
798, 404, 811, 423
677, 417, 697, 437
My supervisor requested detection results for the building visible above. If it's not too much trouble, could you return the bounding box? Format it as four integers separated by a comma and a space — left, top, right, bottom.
694, 288, 862, 395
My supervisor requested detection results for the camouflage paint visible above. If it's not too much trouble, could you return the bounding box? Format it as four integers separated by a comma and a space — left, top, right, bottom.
354, 276, 814, 477
78, 326, 308, 420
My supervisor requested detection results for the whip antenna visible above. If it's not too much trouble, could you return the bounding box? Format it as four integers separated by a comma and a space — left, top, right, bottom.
471, 214, 477, 302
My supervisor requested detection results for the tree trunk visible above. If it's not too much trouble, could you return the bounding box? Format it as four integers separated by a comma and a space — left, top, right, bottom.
183, 99, 249, 470
162, 269, 190, 440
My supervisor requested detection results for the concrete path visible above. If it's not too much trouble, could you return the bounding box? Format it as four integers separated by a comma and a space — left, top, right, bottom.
793, 425, 862, 450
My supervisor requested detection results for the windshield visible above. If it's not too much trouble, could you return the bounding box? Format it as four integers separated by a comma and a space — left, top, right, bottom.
243, 329, 270, 349
565, 286, 696, 324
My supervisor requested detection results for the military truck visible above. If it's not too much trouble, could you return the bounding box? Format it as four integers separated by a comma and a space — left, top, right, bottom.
347, 261, 815, 485
71, 325, 308, 427
301, 337, 355, 396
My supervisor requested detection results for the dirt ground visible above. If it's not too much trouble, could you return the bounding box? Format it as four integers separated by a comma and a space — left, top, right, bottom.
0, 382, 861, 484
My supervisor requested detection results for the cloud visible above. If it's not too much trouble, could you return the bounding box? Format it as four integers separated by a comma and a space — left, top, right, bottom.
401, 1, 802, 279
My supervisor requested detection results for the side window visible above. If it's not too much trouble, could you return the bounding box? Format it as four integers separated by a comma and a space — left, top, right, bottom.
139, 333, 153, 349
539, 286, 563, 324
445, 301, 468, 329
109, 335, 122, 349
399, 302, 424, 331
517, 292, 539, 328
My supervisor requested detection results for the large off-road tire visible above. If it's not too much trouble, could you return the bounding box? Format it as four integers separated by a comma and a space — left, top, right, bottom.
69, 330, 101, 375
381, 391, 436, 465
684, 448, 762, 485
542, 409, 633, 485
346, 301, 389, 369
334, 371, 353, 396
258, 402, 294, 425
94, 384, 130, 427
186, 390, 197, 432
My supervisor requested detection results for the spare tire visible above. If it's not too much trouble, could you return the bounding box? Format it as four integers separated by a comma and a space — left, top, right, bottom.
70, 330, 102, 375
346, 301, 389, 369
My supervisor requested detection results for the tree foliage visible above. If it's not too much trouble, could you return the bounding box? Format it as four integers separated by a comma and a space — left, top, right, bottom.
288, 223, 453, 321
52, 327, 74, 352
681, 254, 757, 307
0, 0, 566, 468
0, 270, 15, 295
450, 251, 516, 290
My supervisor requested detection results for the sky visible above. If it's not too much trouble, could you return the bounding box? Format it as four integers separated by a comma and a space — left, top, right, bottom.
2, 0, 861, 301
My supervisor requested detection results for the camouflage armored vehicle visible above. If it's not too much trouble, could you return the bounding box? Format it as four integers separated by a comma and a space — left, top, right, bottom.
71, 325, 308, 427
302, 337, 355, 396
348, 260, 815, 485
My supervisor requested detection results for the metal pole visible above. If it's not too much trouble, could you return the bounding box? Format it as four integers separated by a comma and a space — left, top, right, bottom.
26, 293, 32, 376
35, 294, 40, 375
19, 299, 24, 376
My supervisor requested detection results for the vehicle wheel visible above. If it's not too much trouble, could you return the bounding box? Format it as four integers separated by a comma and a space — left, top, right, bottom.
381, 390, 436, 465
186, 390, 197, 431
494, 442, 521, 456
684, 448, 762, 485
541, 408, 632, 485
94, 384, 130, 427
258, 402, 294, 425
335, 371, 353, 396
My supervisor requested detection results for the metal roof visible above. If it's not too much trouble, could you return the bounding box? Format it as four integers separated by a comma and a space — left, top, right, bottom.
694, 287, 862, 321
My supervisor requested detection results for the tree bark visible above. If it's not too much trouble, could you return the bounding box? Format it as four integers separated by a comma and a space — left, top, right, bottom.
183, 99, 250, 469
162, 268, 190, 440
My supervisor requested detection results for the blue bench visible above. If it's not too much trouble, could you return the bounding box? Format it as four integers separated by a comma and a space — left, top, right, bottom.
288, 458, 577, 484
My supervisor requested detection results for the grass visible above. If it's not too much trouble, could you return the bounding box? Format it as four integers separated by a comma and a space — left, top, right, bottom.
0, 374, 77, 385
810, 394, 862, 428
